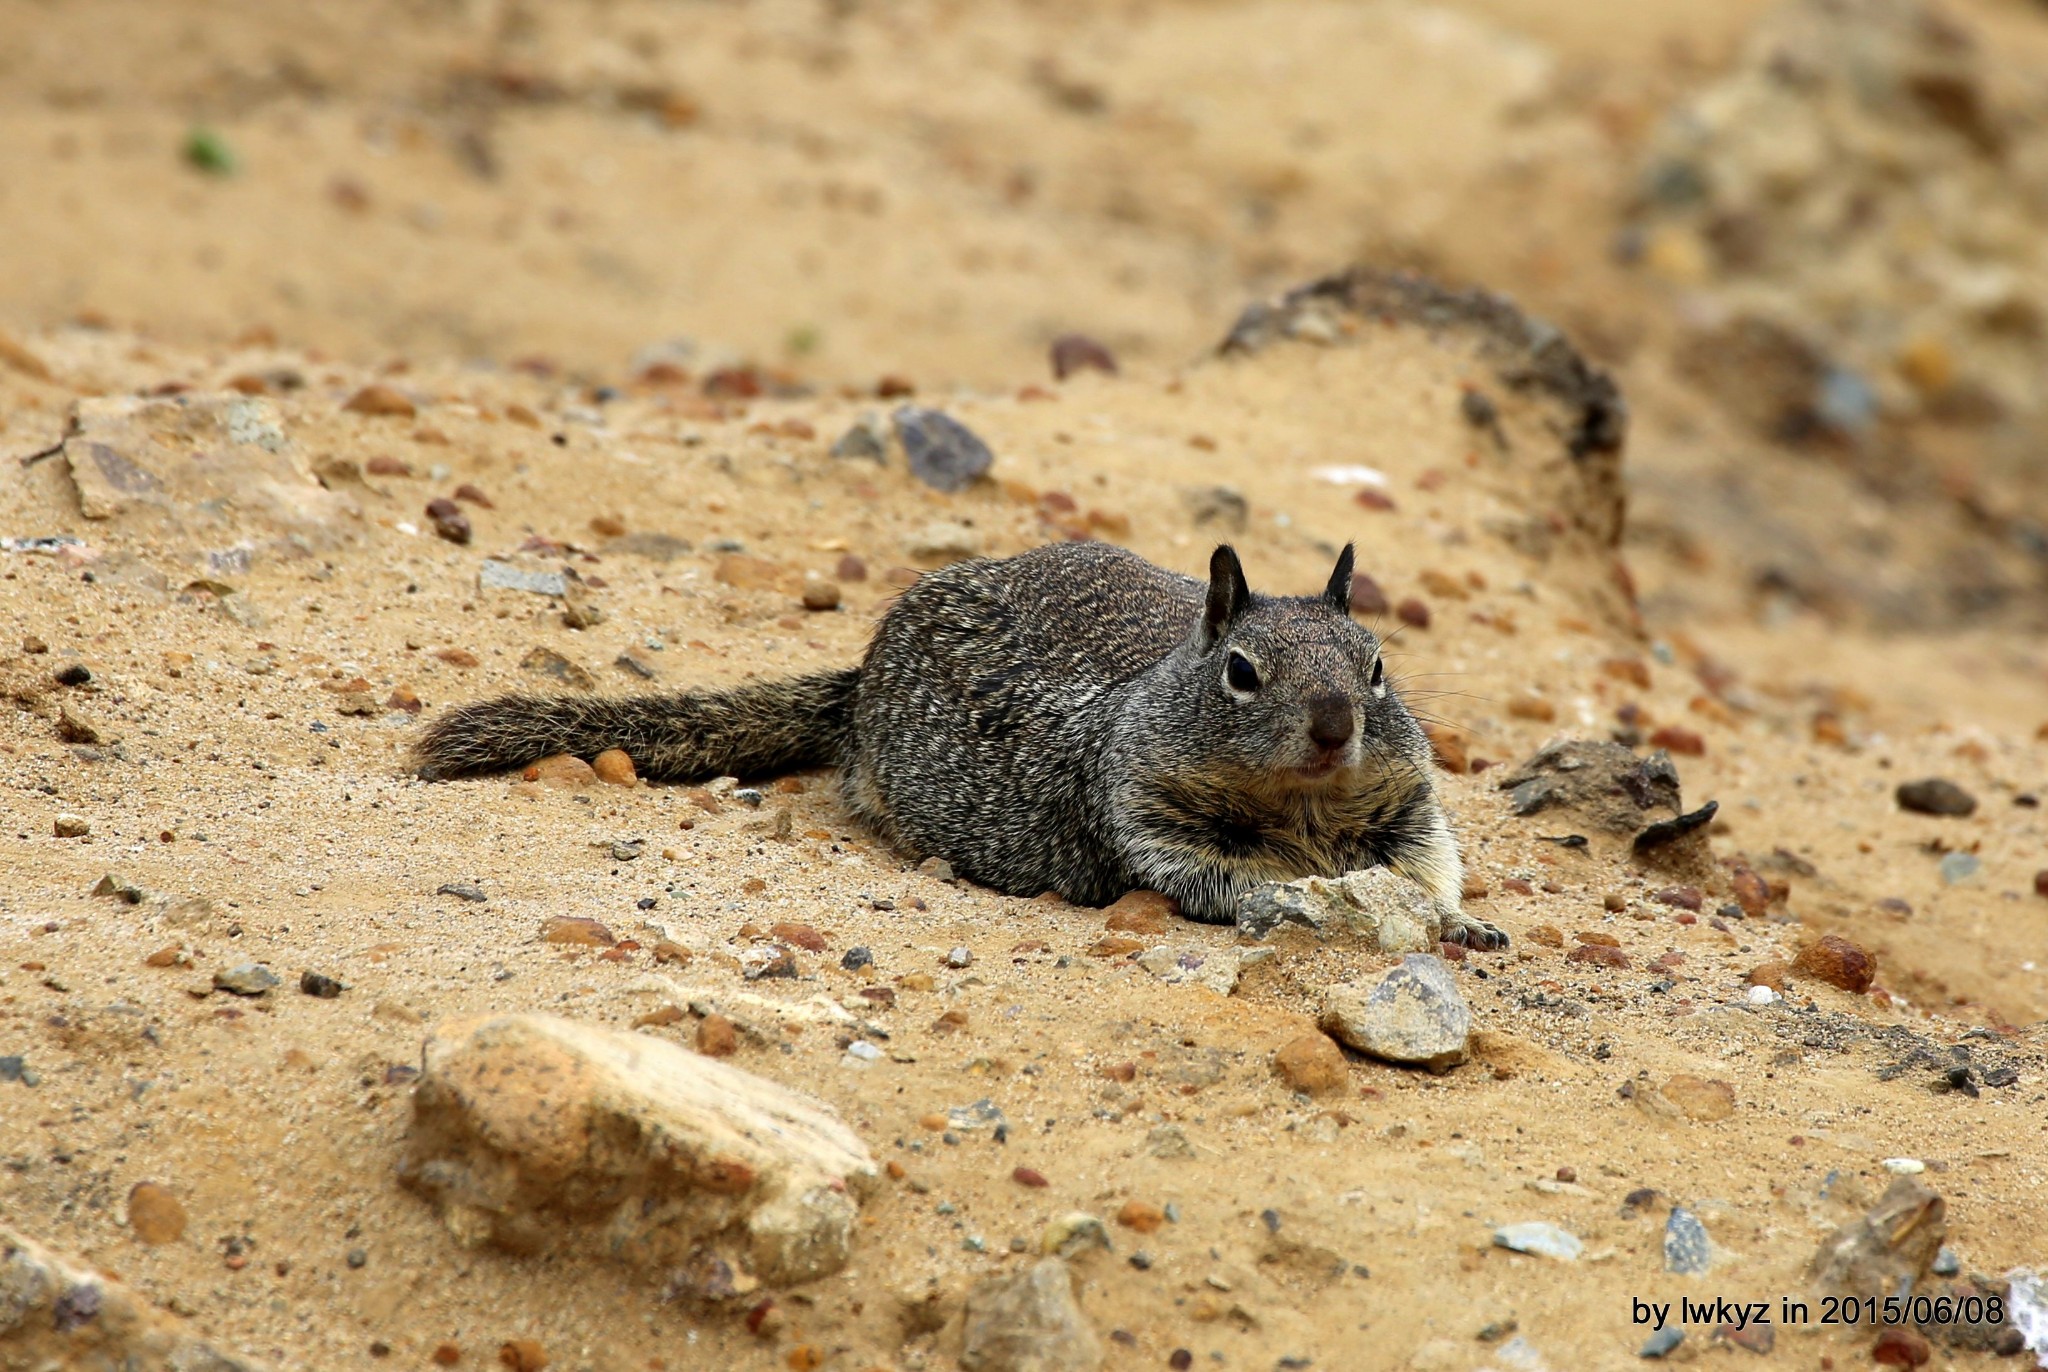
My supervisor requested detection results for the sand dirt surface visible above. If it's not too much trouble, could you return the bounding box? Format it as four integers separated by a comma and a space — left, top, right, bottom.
2, 2, 2046, 1370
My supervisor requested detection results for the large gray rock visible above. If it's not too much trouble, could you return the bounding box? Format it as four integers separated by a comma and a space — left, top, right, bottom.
960, 1257, 1104, 1372
1319, 954, 1473, 1071
2, 1227, 269, 1369
399, 1012, 878, 1286
1236, 867, 1442, 950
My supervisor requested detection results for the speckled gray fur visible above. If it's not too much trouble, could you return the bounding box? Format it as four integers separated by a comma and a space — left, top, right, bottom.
413, 542, 1503, 947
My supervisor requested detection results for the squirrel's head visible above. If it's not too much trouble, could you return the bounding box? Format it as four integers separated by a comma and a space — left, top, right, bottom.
1175, 544, 1421, 792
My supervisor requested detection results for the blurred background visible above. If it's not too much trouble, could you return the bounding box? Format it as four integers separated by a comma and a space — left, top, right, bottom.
3, 0, 2046, 645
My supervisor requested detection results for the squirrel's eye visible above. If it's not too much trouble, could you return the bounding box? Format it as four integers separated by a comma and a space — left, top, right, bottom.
1370, 658, 1384, 690
1226, 652, 1261, 693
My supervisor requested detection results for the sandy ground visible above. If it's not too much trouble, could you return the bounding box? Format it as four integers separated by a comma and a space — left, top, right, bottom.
2, 1, 2046, 1370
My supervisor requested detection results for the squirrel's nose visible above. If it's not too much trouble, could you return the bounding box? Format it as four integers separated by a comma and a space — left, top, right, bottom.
1306, 695, 1353, 750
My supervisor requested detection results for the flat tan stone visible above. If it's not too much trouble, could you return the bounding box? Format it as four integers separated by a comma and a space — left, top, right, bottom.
399, 1012, 878, 1285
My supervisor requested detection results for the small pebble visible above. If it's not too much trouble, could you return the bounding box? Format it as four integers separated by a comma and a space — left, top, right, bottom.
1013, 1167, 1049, 1189
1049, 333, 1118, 380
425, 498, 471, 545
1938, 852, 1980, 885
894, 406, 995, 492
55, 663, 92, 686
696, 1014, 738, 1057
1639, 1326, 1683, 1358
300, 970, 345, 998
841, 946, 873, 971
945, 946, 973, 968
592, 749, 637, 786
53, 814, 89, 838
214, 963, 280, 996
1793, 934, 1875, 992
127, 1182, 187, 1244
346, 1247, 367, 1269
1117, 1200, 1165, 1234
1492, 1221, 1581, 1261
1663, 1206, 1710, 1274
437, 882, 488, 903
541, 916, 617, 947
1896, 778, 1977, 817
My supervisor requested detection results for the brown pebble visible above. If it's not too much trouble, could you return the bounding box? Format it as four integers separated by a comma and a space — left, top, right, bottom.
1436, 940, 1467, 962
1872, 1326, 1931, 1368
432, 1344, 461, 1366
591, 749, 637, 786
1272, 1033, 1348, 1097
1420, 723, 1467, 773
344, 384, 417, 418
589, 514, 627, 538
1507, 693, 1556, 722
435, 647, 481, 668
1526, 924, 1563, 948
1346, 573, 1391, 617
2035, 870, 2048, 898
1355, 488, 1396, 512
424, 499, 471, 544
1601, 657, 1651, 689
1555, 1166, 1576, 1184
1729, 866, 1769, 917
769, 921, 828, 952
144, 945, 187, 967
1090, 935, 1146, 958
1793, 934, 1875, 993
1461, 877, 1489, 901
834, 554, 868, 582
652, 941, 692, 966
1115, 1199, 1165, 1234
127, 1181, 187, 1244
527, 754, 597, 789
541, 916, 616, 947
800, 577, 841, 612
1747, 962, 1789, 992
385, 686, 422, 713
1648, 726, 1704, 756
1565, 943, 1629, 969
453, 483, 494, 508
1012, 1167, 1050, 1189
918, 1112, 948, 1131
899, 972, 935, 992
696, 1014, 738, 1057
1100, 1061, 1137, 1083
1499, 877, 1533, 896
633, 1005, 685, 1028
1574, 930, 1620, 947
1395, 597, 1431, 628
785, 1346, 823, 1372
497, 1340, 548, 1372
365, 455, 413, 477
1659, 1073, 1736, 1121
1103, 889, 1177, 935
1651, 886, 1703, 912
1050, 333, 1118, 380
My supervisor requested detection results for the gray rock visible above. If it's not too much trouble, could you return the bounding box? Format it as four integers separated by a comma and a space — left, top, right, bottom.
478, 560, 567, 597
1496, 738, 1683, 833
1639, 1326, 1684, 1358
436, 882, 488, 903
893, 407, 994, 493
1318, 954, 1473, 1071
960, 1257, 1104, 1372
1939, 852, 1981, 885
1492, 1222, 1582, 1260
91, 873, 145, 904
1896, 778, 1977, 817
213, 963, 280, 996
1135, 945, 1248, 995
1236, 867, 1442, 950
829, 413, 889, 462
1145, 1124, 1195, 1160
1663, 1206, 1711, 1274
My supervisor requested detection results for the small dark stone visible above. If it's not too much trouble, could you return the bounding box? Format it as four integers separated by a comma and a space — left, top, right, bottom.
841, 946, 874, 971
1260, 1208, 1281, 1233
1170, 1352, 1194, 1371
1633, 800, 1719, 854
1638, 1326, 1683, 1358
1896, 778, 1977, 817
1347, 572, 1391, 617
55, 663, 91, 687
52, 1283, 102, 1332
436, 882, 488, 903
346, 1247, 368, 1269
1127, 1250, 1152, 1270
636, 896, 658, 910
299, 970, 345, 999
893, 406, 995, 493
1049, 333, 1118, 380
424, 498, 472, 545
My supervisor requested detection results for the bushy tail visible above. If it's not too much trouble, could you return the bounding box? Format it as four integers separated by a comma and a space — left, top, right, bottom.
411, 669, 860, 782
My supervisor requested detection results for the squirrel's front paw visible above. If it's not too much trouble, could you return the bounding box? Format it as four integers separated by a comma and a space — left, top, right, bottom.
1441, 911, 1509, 950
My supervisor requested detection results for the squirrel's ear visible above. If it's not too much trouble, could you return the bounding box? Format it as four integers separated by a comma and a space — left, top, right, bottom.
1323, 543, 1356, 614
1204, 545, 1251, 643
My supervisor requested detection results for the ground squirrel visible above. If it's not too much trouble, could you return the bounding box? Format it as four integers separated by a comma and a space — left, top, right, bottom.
414, 542, 1504, 947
